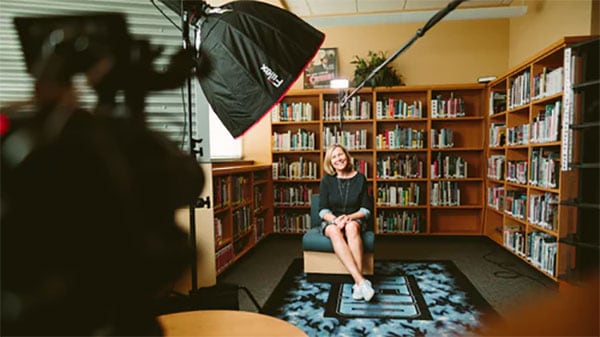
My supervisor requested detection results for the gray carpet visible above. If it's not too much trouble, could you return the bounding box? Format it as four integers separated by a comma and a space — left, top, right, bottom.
218, 235, 557, 318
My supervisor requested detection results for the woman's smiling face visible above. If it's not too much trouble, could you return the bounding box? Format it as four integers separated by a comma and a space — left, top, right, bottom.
331, 146, 348, 171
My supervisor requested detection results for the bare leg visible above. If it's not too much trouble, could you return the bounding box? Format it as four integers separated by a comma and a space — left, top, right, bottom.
325, 225, 365, 285
345, 221, 363, 274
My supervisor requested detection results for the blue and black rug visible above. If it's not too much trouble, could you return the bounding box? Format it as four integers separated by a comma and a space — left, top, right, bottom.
261, 259, 499, 337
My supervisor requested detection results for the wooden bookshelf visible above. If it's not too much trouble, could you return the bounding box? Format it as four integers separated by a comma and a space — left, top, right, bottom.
484, 36, 596, 281
271, 84, 486, 236
211, 164, 273, 275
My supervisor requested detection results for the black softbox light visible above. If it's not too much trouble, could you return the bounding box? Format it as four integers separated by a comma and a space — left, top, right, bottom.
193, 1, 324, 137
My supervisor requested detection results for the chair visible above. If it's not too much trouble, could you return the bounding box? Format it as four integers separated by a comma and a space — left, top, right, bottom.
302, 194, 374, 275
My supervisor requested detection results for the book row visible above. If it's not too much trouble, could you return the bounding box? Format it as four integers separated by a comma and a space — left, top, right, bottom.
430, 181, 461, 206
376, 183, 422, 206
532, 66, 564, 100
505, 227, 558, 276
431, 153, 468, 179
273, 184, 313, 206
509, 70, 531, 109
272, 129, 316, 151
376, 210, 423, 234
376, 154, 424, 179
271, 102, 314, 122
323, 97, 372, 121
431, 93, 466, 118
323, 126, 368, 150
273, 212, 311, 233
272, 157, 319, 180
375, 127, 425, 149
271, 92, 471, 122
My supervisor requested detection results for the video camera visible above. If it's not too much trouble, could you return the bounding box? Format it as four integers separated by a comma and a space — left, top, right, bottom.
1, 12, 202, 336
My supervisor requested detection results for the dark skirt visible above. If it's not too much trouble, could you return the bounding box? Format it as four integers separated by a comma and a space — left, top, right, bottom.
320, 218, 367, 235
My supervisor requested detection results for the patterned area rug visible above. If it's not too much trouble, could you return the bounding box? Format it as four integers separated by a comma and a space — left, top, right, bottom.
261, 259, 499, 337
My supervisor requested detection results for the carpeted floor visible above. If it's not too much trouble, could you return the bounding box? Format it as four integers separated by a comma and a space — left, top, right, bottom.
261, 258, 499, 337
219, 235, 557, 320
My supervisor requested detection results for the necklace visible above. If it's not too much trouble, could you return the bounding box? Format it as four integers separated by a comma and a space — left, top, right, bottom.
337, 177, 350, 211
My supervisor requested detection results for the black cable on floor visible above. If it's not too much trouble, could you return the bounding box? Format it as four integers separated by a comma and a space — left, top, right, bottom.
482, 251, 552, 288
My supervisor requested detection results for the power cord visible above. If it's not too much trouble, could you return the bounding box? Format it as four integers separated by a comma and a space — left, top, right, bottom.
482, 251, 552, 288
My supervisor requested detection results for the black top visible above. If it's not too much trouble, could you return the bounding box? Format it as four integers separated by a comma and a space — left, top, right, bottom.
319, 172, 372, 218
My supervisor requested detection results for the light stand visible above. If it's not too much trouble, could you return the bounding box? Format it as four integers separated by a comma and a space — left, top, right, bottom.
157, 2, 262, 313
181, 8, 200, 294
153, 0, 324, 313
338, 0, 467, 120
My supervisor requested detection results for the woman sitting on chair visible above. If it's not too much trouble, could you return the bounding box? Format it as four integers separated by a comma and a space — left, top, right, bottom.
319, 144, 375, 301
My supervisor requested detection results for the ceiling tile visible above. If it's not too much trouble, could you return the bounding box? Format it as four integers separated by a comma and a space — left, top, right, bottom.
357, 0, 407, 13
284, 0, 312, 16
306, 0, 357, 15
285, 0, 515, 18
403, 0, 449, 11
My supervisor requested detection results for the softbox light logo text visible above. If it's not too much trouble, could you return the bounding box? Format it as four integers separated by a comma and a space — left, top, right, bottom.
261, 64, 283, 88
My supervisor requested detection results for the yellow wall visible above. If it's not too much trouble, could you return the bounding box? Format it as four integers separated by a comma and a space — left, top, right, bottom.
508, 0, 594, 68
295, 19, 510, 88
241, 113, 272, 164
242, 1, 596, 163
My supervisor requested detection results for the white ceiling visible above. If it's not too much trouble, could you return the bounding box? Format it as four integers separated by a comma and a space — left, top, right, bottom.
282, 0, 514, 17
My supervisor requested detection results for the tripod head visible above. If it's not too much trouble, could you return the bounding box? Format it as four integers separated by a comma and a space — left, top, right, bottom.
14, 13, 195, 121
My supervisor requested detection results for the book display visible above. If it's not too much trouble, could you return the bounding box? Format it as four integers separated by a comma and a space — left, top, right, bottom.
212, 165, 273, 275
271, 84, 486, 236
484, 36, 595, 280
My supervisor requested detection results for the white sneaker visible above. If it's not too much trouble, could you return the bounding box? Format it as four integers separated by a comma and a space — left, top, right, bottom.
352, 283, 363, 300
358, 279, 375, 302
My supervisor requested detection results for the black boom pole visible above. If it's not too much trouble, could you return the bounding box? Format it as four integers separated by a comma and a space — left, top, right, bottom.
340, 0, 467, 114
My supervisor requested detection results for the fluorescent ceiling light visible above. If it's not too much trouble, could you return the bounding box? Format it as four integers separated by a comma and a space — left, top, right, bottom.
304, 5, 528, 28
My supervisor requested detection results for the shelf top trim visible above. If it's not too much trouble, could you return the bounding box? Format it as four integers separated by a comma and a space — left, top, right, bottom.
489, 35, 598, 86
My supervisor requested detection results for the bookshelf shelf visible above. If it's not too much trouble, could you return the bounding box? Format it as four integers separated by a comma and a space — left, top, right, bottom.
272, 151, 321, 155
380, 178, 428, 182
572, 79, 600, 90
506, 181, 528, 189
378, 118, 428, 122
529, 185, 560, 194
215, 209, 231, 219
434, 147, 484, 152
570, 121, 600, 129
215, 238, 233, 251
272, 83, 486, 236
484, 36, 597, 281
431, 205, 482, 209
432, 116, 485, 122
377, 205, 428, 209
323, 119, 374, 124
273, 179, 320, 183
529, 141, 561, 147
531, 92, 563, 105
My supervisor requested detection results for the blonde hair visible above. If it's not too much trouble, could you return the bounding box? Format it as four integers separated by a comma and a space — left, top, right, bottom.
323, 144, 354, 175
